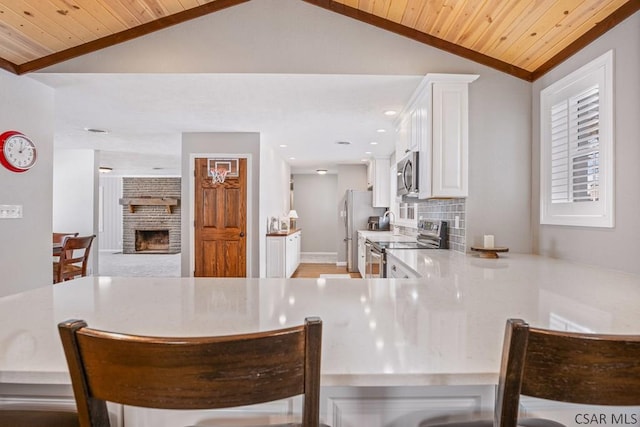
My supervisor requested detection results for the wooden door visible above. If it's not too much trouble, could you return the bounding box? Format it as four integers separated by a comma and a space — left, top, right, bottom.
194, 158, 247, 277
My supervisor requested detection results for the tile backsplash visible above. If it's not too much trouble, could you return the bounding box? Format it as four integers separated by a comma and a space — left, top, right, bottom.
417, 198, 466, 253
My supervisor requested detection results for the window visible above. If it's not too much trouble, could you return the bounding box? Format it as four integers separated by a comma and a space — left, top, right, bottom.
540, 50, 614, 227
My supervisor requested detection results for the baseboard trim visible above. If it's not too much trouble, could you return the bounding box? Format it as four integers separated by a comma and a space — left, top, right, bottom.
336, 261, 347, 267
300, 252, 337, 264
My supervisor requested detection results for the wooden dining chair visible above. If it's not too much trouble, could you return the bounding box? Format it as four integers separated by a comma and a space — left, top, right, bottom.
422, 318, 640, 427
58, 317, 328, 427
53, 232, 79, 244
53, 232, 79, 260
0, 409, 79, 427
53, 235, 95, 284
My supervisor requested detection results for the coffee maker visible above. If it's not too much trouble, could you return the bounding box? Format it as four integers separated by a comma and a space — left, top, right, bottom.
367, 216, 390, 231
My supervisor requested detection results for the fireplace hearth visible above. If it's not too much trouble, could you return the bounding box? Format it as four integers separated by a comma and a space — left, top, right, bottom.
135, 229, 170, 253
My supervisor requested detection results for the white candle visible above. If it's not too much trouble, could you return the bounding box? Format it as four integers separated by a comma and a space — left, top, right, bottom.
483, 235, 495, 248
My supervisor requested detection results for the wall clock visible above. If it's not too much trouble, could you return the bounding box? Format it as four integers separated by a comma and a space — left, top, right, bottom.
0, 131, 37, 173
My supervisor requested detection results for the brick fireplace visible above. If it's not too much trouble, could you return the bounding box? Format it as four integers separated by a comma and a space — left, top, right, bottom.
135, 229, 170, 252
121, 178, 181, 254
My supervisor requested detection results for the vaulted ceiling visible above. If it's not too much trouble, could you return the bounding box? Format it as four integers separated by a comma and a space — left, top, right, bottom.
0, 0, 638, 80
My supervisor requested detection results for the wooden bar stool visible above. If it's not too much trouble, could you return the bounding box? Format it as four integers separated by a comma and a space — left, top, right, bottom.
421, 318, 640, 427
58, 317, 329, 427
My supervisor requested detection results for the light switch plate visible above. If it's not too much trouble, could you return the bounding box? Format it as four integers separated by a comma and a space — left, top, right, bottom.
0, 205, 23, 219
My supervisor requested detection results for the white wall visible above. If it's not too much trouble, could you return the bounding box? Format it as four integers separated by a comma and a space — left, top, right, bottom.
292, 173, 338, 254
52, 149, 100, 275
0, 71, 54, 297
532, 11, 640, 274
181, 132, 264, 278
465, 72, 532, 252
260, 142, 291, 277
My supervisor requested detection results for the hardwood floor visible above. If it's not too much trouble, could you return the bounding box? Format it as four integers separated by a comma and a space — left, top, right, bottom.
291, 263, 361, 278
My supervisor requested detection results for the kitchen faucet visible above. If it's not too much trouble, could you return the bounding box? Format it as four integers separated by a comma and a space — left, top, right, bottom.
384, 210, 398, 234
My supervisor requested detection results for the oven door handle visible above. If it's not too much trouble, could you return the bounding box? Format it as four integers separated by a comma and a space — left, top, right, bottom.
369, 247, 384, 278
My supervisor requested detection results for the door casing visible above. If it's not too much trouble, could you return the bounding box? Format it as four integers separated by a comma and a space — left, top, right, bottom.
188, 153, 253, 277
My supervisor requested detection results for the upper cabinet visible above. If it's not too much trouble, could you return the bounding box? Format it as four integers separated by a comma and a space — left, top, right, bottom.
368, 158, 390, 208
395, 74, 478, 199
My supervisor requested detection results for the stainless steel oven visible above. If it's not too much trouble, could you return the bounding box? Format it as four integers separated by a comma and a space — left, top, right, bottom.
365, 220, 448, 278
365, 240, 384, 278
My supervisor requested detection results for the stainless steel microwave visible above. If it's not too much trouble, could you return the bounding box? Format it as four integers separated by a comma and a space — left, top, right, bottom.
397, 152, 419, 197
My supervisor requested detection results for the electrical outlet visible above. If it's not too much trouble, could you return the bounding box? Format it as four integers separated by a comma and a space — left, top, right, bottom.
0, 205, 23, 219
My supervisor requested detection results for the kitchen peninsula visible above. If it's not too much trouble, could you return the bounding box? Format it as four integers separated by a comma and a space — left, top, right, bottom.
1, 252, 639, 426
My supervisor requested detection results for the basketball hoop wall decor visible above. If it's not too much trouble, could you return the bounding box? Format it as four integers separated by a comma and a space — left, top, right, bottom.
208, 158, 239, 185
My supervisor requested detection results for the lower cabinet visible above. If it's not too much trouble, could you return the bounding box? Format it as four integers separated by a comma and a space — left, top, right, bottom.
124, 385, 495, 427
323, 385, 495, 427
357, 232, 366, 277
124, 399, 297, 427
0, 384, 122, 426
266, 230, 301, 278
11, 382, 635, 427
386, 253, 420, 279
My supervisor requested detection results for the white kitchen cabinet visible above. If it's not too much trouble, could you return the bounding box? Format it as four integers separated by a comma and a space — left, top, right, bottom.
395, 104, 423, 161
285, 230, 301, 278
0, 384, 123, 425
324, 385, 494, 427
357, 232, 366, 277
367, 157, 390, 207
386, 252, 420, 279
266, 230, 301, 278
395, 74, 478, 199
125, 385, 495, 427
126, 399, 298, 427
409, 107, 423, 153
429, 80, 472, 198
395, 114, 410, 160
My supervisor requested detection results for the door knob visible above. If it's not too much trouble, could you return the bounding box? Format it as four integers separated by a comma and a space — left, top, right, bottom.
240, 232, 245, 237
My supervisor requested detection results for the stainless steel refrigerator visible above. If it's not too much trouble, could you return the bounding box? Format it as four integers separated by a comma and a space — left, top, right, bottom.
343, 190, 386, 272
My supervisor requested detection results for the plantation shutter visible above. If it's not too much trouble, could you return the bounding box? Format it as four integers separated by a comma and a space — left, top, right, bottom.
549, 85, 600, 204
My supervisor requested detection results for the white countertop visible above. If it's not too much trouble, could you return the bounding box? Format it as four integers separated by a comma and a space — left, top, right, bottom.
1, 252, 639, 389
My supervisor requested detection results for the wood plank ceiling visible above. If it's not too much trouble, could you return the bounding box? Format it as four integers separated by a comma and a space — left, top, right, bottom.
0, 0, 637, 80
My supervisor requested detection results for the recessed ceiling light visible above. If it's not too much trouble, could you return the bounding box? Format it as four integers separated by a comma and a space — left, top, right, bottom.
279, 144, 288, 148
336, 141, 351, 145
384, 110, 397, 116
316, 169, 328, 175
361, 159, 368, 162
85, 128, 108, 134
98, 167, 112, 173
376, 129, 386, 133
370, 142, 378, 145
289, 157, 296, 160
365, 151, 372, 155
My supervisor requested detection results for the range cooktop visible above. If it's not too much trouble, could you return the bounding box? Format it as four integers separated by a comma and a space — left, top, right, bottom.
370, 241, 429, 250
368, 219, 448, 250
